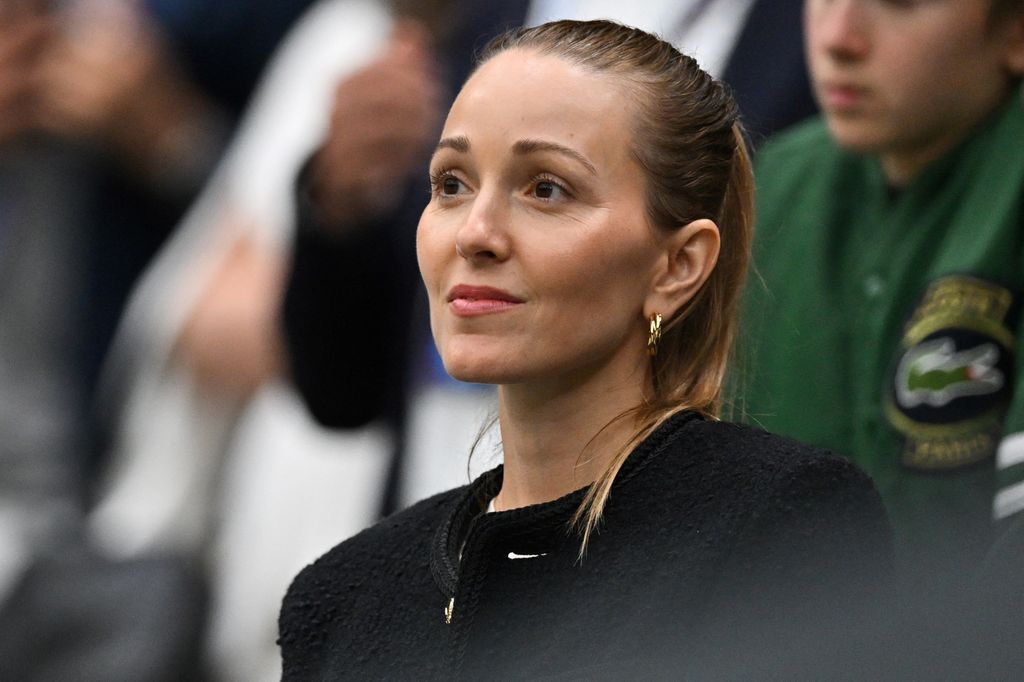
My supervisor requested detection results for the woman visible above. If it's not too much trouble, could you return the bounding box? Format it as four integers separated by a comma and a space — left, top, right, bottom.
279, 20, 892, 679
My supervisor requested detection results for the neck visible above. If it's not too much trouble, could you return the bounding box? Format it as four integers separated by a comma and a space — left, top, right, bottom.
492, 354, 648, 512
880, 132, 967, 187
879, 88, 1011, 187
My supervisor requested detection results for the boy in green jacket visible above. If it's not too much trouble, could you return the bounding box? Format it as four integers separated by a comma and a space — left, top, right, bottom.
745, 0, 1024, 589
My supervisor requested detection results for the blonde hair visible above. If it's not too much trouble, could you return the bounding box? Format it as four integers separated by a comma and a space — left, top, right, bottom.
477, 21, 754, 553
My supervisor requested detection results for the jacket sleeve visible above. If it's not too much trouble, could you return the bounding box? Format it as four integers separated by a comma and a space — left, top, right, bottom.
993, 307, 1024, 525
280, 161, 421, 428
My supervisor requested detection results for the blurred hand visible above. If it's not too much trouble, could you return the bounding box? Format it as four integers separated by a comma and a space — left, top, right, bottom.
311, 19, 443, 229
175, 229, 285, 400
0, 2, 51, 145
37, 0, 218, 183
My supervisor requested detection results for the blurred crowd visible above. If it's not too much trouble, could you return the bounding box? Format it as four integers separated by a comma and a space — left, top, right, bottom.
0, 0, 1021, 679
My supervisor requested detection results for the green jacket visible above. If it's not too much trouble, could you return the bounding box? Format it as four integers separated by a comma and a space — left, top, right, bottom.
743, 94, 1024, 583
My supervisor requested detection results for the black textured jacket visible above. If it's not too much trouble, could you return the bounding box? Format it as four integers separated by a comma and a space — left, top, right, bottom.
279, 413, 892, 680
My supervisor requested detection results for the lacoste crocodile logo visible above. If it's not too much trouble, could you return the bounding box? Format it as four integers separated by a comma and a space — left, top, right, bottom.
886, 275, 1015, 471
896, 337, 1003, 409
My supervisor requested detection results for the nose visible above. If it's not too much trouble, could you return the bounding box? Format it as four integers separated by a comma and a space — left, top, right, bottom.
807, 0, 871, 63
454, 189, 511, 264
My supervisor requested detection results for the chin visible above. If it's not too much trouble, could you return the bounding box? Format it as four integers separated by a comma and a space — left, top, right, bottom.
439, 344, 512, 385
824, 116, 890, 154
443, 360, 513, 385
436, 331, 534, 385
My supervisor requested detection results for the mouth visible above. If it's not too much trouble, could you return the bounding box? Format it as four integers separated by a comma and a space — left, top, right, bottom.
819, 81, 868, 112
446, 284, 525, 316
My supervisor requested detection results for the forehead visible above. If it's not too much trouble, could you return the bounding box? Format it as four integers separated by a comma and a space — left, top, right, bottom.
442, 49, 638, 160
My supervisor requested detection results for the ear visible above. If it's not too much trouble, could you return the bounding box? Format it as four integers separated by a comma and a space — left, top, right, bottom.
644, 218, 720, 321
1002, 12, 1024, 75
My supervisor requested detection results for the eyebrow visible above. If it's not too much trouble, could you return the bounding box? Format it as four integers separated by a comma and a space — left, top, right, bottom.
513, 139, 597, 176
433, 136, 597, 176
435, 136, 470, 153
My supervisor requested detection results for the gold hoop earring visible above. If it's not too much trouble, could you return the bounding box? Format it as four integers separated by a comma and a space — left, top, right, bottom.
647, 313, 662, 357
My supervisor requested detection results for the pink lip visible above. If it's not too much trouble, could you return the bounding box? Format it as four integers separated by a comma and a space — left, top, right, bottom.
447, 284, 525, 317
820, 82, 867, 112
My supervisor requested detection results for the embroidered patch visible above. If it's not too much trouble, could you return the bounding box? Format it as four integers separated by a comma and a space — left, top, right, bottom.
886, 275, 1017, 471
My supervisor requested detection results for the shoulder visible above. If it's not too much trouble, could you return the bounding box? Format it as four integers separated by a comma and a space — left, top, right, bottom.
752, 117, 861, 235
282, 485, 459, 596
756, 116, 837, 172
278, 485, 463, 672
655, 419, 885, 521
653, 424, 895, 663
294, 483, 456, 575
696, 420, 890, 550
677, 418, 861, 474
654, 419, 892, 578
754, 118, 849, 204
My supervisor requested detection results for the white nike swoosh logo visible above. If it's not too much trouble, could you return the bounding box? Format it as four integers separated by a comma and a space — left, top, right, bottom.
507, 552, 547, 560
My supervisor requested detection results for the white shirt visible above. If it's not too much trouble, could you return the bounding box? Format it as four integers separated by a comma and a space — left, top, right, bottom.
525, 0, 758, 78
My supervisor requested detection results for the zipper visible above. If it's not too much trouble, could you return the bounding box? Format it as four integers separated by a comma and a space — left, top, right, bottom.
444, 596, 455, 624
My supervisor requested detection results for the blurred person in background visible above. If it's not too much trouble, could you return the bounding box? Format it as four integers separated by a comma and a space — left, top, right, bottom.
0, 0, 85, 619
87, 1, 510, 678
743, 0, 1024, 671
0, 0, 316, 678
90, 2, 403, 678
35, 0, 317, 490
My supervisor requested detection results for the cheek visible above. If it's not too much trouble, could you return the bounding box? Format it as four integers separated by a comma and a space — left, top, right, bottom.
803, 5, 828, 70
876, 24, 981, 96
541, 234, 652, 325
416, 215, 454, 345
416, 211, 447, 293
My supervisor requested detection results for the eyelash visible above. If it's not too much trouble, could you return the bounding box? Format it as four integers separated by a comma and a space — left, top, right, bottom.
428, 168, 460, 197
426, 169, 573, 202
528, 173, 571, 201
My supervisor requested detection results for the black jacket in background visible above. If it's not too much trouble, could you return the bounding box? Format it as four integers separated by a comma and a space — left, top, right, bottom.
278, 413, 893, 680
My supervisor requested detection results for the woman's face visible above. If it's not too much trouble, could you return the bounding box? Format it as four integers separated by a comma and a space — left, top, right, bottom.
417, 49, 663, 388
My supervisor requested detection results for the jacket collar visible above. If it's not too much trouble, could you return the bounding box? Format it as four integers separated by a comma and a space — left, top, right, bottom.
430, 410, 702, 597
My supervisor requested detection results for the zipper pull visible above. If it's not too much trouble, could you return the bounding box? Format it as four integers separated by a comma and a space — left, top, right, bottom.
444, 596, 455, 624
